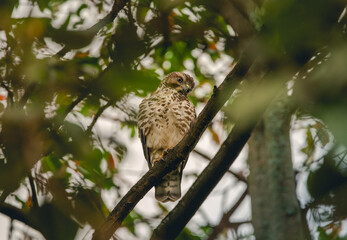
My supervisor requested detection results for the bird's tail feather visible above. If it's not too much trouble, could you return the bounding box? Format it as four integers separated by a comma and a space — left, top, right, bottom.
155, 169, 182, 202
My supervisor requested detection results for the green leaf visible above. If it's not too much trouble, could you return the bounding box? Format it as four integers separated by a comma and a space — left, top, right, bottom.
200, 224, 213, 235
301, 128, 315, 165
31, 202, 79, 240
313, 122, 330, 147
41, 154, 62, 172
123, 211, 138, 236
176, 227, 201, 240
76, 3, 88, 17
130, 125, 136, 138
80, 95, 100, 117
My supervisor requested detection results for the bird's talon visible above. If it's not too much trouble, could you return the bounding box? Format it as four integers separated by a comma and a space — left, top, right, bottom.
159, 149, 170, 160
152, 158, 161, 166
163, 148, 172, 156
164, 148, 171, 155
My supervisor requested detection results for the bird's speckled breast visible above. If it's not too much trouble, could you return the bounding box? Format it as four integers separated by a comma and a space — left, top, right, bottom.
138, 87, 195, 150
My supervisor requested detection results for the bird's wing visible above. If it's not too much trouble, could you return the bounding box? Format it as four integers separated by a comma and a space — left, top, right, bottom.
139, 129, 151, 168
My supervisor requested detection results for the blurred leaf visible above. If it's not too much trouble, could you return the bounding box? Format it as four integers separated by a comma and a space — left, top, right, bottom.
301, 128, 315, 165
136, 7, 149, 24
157, 201, 169, 214
107, 152, 116, 171
130, 125, 136, 138
76, 3, 88, 17
97, 66, 160, 99
122, 211, 145, 236
307, 147, 347, 199
176, 227, 201, 240
78, 148, 103, 177
75, 51, 90, 58
200, 224, 213, 235
208, 126, 220, 145
41, 154, 62, 173
313, 122, 331, 147
115, 144, 127, 162
263, 0, 344, 64
317, 224, 347, 240
80, 95, 100, 117
31, 202, 79, 240
0, 102, 4, 113
72, 187, 108, 227
31, 0, 49, 11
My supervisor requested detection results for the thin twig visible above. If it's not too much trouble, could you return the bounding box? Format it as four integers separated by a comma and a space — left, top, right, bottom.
225, 220, 252, 230
28, 174, 39, 208
55, 0, 130, 57
193, 149, 247, 182
18, 82, 37, 108
206, 188, 248, 240
86, 100, 114, 135
0, 82, 14, 107
0, 202, 31, 226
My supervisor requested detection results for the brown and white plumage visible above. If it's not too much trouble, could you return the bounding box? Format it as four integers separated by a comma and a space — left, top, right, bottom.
138, 72, 196, 202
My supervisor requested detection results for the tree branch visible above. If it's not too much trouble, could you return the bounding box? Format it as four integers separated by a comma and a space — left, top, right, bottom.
0, 203, 31, 226
206, 188, 248, 240
225, 220, 252, 230
193, 149, 247, 182
92, 50, 253, 240
18, 82, 37, 108
56, 0, 129, 57
200, 0, 256, 38
86, 100, 114, 135
0, 82, 14, 107
28, 174, 39, 208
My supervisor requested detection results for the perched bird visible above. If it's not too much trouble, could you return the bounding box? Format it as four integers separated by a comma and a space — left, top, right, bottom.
138, 72, 196, 202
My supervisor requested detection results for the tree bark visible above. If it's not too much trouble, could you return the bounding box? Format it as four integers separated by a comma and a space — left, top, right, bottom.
248, 97, 304, 240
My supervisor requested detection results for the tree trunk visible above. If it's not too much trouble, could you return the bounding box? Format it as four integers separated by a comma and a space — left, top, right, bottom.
248, 97, 305, 240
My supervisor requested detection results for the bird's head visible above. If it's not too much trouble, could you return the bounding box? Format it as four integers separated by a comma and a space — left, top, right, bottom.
162, 72, 195, 95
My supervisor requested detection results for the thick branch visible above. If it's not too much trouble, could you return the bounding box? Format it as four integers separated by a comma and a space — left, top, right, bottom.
92, 52, 253, 240
248, 95, 303, 240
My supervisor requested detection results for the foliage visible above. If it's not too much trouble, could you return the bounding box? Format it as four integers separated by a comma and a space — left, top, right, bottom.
0, 0, 346, 239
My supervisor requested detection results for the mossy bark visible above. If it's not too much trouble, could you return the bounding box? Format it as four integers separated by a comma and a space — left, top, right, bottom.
248, 98, 305, 240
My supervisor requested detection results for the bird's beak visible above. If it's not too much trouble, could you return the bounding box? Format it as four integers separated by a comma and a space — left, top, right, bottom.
183, 85, 190, 93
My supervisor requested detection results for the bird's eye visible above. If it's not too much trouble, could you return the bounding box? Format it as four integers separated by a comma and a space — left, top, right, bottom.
177, 77, 183, 83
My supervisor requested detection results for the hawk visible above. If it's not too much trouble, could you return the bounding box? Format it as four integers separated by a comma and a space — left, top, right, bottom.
138, 72, 196, 202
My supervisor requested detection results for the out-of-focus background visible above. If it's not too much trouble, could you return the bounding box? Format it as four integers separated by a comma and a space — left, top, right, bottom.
0, 0, 346, 239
